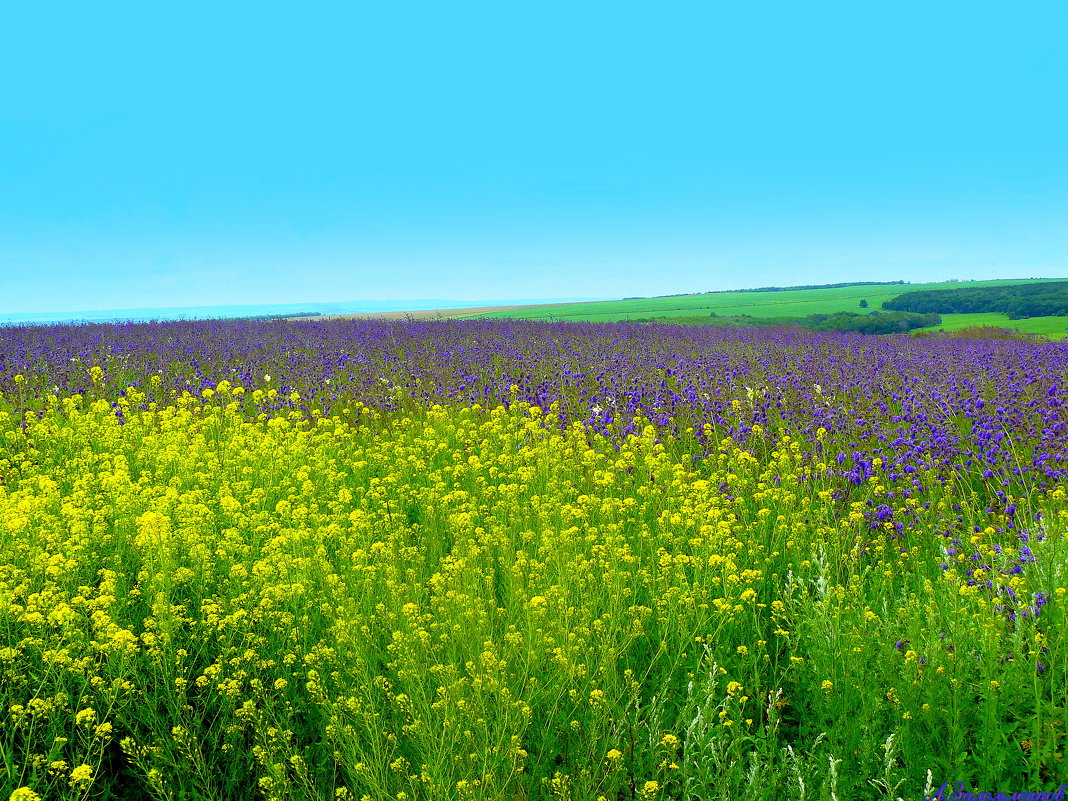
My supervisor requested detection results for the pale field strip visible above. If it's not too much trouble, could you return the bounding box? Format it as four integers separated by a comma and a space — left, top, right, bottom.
289, 299, 611, 321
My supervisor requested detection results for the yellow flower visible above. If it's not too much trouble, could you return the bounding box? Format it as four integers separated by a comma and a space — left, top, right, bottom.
606, 749, 623, 761
69, 764, 94, 786
641, 781, 660, 798
659, 734, 679, 749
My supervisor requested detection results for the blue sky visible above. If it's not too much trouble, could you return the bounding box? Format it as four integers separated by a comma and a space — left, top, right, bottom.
2, 0, 1066, 313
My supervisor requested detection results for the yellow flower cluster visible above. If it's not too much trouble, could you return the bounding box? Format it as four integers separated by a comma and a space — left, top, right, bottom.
0, 388, 1063, 797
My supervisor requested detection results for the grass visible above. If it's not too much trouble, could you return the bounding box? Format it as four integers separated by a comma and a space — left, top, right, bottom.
460, 279, 1068, 340
931, 313, 1068, 339
470, 279, 1059, 322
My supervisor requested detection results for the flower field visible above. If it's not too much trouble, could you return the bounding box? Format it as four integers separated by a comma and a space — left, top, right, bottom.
1, 318, 1066, 800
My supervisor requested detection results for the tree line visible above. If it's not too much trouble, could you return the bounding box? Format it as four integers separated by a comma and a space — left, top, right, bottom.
639, 310, 941, 334
628, 280, 907, 300
883, 281, 1068, 318
742, 310, 941, 334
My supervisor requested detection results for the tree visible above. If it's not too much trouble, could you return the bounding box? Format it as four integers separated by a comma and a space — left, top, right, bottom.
859, 299, 868, 308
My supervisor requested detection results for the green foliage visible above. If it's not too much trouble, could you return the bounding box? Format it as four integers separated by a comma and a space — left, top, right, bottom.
645, 310, 942, 335
789, 310, 941, 334
884, 281, 1068, 319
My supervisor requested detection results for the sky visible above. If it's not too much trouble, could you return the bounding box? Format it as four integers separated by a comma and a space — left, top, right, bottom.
2, 0, 1067, 314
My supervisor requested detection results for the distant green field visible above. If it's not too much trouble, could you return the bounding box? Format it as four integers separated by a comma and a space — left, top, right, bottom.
932, 312, 1068, 339
475, 278, 1058, 322
469, 278, 1068, 338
